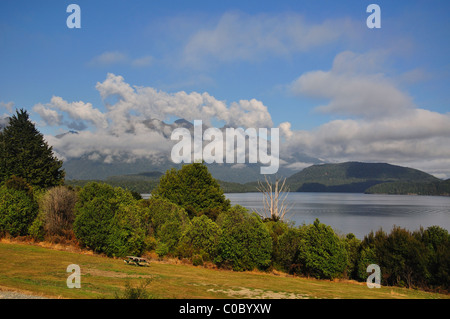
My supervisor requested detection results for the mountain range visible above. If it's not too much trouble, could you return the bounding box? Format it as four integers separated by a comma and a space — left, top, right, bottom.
66, 161, 448, 196
2, 115, 447, 195
60, 117, 324, 183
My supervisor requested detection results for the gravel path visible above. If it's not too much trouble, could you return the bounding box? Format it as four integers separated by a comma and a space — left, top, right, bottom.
0, 289, 49, 299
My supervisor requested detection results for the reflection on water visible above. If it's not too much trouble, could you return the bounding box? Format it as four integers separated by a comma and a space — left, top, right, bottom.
226, 192, 450, 239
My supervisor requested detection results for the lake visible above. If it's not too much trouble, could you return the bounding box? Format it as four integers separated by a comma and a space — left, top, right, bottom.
225, 192, 450, 239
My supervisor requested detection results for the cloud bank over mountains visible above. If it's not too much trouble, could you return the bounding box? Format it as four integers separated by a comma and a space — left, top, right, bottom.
2, 7, 449, 179
282, 51, 450, 178
24, 50, 450, 179
32, 73, 275, 166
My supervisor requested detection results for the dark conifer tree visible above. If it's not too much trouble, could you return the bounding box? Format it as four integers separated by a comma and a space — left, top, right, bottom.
0, 109, 64, 188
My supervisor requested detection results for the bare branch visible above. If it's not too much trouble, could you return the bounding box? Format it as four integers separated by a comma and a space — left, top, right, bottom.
255, 175, 292, 221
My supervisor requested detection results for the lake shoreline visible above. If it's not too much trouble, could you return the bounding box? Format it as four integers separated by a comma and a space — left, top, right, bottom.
225, 192, 450, 239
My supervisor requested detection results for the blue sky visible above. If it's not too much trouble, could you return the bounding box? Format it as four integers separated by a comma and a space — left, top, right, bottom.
1, 1, 450, 177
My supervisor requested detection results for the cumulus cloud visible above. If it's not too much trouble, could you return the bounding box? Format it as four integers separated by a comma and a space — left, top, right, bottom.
33, 103, 63, 126
95, 73, 273, 130
34, 73, 274, 164
281, 52, 450, 177
33, 96, 108, 129
282, 110, 450, 160
290, 51, 415, 119
31, 63, 450, 178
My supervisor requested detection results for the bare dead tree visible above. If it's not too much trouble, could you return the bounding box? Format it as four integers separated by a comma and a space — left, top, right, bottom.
41, 186, 77, 236
255, 175, 292, 221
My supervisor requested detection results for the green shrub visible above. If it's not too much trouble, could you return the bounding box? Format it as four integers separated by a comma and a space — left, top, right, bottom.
0, 185, 38, 237
297, 219, 348, 279
355, 245, 378, 281
343, 233, 361, 279
140, 197, 190, 255
155, 241, 169, 258
356, 225, 450, 289
114, 279, 154, 299
73, 182, 146, 257
152, 163, 230, 218
274, 226, 304, 273
355, 229, 386, 282
28, 210, 45, 240
4, 175, 33, 196
215, 205, 272, 271
177, 215, 221, 261
420, 226, 450, 288
192, 254, 204, 266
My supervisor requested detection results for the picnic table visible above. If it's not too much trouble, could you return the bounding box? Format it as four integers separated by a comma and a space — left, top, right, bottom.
124, 256, 150, 267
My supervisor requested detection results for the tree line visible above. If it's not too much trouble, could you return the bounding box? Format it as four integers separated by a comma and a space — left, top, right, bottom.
0, 109, 449, 292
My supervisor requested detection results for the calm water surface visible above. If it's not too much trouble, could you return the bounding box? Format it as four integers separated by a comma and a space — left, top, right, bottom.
225, 192, 450, 239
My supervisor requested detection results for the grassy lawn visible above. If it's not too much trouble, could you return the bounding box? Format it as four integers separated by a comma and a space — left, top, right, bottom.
0, 241, 448, 299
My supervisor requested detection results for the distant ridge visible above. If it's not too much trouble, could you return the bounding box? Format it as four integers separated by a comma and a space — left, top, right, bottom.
366, 179, 450, 196
66, 162, 442, 195
285, 162, 439, 193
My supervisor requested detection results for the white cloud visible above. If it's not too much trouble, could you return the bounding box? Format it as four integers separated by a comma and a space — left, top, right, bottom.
280, 50, 450, 178
89, 51, 127, 66
32, 67, 450, 179
35, 73, 274, 164
284, 161, 315, 170
280, 109, 450, 178
279, 122, 293, 138
290, 51, 415, 119
0, 101, 14, 113
33, 96, 108, 129
46, 129, 171, 164
33, 103, 63, 126
95, 73, 273, 130
183, 12, 359, 67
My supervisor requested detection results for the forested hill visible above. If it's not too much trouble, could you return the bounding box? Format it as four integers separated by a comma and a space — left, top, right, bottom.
66, 171, 258, 194
66, 162, 445, 195
366, 179, 450, 196
285, 162, 440, 193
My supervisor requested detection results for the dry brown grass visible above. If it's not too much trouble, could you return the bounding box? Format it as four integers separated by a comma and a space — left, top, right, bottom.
0, 237, 448, 299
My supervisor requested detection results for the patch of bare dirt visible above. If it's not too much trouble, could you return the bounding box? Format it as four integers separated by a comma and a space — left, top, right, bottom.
207, 286, 311, 299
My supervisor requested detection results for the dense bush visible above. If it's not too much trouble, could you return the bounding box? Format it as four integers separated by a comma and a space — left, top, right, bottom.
177, 215, 221, 262
273, 226, 304, 273
73, 182, 146, 257
420, 226, 450, 288
4, 175, 34, 196
343, 233, 361, 279
264, 220, 291, 270
215, 205, 272, 271
357, 225, 450, 290
0, 184, 38, 237
140, 197, 190, 256
152, 163, 230, 219
297, 219, 348, 279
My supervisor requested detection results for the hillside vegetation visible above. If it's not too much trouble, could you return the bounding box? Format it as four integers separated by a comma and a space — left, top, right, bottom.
67, 171, 258, 194
285, 162, 439, 193
67, 162, 445, 195
366, 179, 450, 196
